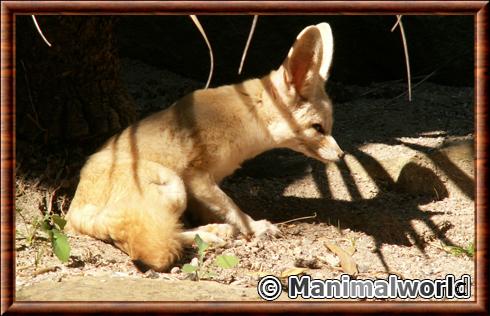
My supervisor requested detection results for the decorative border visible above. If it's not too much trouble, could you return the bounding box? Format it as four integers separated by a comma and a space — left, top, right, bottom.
1, 1, 488, 314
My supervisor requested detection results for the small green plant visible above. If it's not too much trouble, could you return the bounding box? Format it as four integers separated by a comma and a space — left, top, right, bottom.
40, 213, 71, 263
37, 188, 71, 263
182, 234, 239, 281
444, 242, 475, 258
16, 195, 71, 264
467, 242, 475, 257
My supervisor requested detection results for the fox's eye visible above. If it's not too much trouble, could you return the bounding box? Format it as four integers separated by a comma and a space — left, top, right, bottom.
312, 123, 325, 135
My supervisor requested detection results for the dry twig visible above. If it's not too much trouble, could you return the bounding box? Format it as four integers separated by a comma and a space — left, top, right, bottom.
238, 15, 259, 75
277, 212, 317, 226
32, 266, 59, 276
190, 15, 214, 89
31, 15, 52, 47
391, 15, 412, 101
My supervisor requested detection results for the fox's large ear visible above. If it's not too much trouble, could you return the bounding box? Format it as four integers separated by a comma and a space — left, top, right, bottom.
280, 23, 334, 96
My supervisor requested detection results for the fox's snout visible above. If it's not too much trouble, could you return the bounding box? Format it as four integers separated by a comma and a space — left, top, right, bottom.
294, 134, 344, 163
317, 135, 344, 162
328, 135, 344, 159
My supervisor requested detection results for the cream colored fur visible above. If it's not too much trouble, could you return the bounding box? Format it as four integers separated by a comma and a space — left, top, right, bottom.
65, 23, 344, 271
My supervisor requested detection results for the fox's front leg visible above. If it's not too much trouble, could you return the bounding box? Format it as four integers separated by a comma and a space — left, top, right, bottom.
184, 171, 280, 238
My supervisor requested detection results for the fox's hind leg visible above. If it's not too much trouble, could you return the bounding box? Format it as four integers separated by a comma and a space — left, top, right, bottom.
66, 156, 187, 271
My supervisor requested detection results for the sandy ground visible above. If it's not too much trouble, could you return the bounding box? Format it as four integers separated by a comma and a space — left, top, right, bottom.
15, 58, 475, 301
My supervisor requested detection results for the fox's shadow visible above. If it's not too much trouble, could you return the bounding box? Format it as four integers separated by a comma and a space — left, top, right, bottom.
214, 73, 473, 272
224, 147, 469, 272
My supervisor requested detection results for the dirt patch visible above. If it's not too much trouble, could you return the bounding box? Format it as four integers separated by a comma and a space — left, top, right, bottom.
15, 58, 474, 301
16, 274, 261, 301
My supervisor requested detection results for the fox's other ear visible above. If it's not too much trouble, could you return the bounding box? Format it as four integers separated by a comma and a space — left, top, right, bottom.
280, 23, 334, 96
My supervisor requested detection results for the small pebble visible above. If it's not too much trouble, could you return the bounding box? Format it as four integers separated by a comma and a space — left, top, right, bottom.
234, 240, 244, 247
230, 280, 244, 286
170, 267, 180, 274
214, 248, 224, 254
357, 263, 370, 273
190, 258, 199, 267
144, 270, 159, 279
295, 257, 321, 269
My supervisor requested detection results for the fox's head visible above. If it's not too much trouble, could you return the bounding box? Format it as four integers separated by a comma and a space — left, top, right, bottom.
263, 22, 344, 163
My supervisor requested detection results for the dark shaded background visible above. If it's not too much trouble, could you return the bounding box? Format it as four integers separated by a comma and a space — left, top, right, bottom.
116, 15, 473, 86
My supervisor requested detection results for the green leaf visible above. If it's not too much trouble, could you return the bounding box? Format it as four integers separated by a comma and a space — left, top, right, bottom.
182, 264, 198, 273
51, 228, 61, 237
194, 234, 209, 255
466, 243, 475, 257
215, 254, 239, 269
52, 214, 67, 231
51, 231, 70, 263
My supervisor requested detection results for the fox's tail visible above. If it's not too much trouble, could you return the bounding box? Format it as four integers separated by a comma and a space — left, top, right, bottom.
66, 155, 187, 272
118, 205, 184, 272
66, 202, 184, 272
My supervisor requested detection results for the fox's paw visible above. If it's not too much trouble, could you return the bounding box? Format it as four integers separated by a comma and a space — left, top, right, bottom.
200, 223, 237, 239
250, 219, 281, 238
181, 223, 238, 247
180, 230, 226, 247
197, 232, 227, 246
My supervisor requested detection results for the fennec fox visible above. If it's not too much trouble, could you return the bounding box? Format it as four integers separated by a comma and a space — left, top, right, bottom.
66, 23, 344, 271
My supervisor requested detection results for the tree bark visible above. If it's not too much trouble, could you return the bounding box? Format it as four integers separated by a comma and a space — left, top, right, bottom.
16, 16, 137, 146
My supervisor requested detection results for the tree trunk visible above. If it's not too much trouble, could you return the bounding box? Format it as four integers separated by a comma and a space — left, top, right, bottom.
16, 16, 137, 146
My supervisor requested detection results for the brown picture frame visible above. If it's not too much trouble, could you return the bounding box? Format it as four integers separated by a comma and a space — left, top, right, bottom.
1, 1, 487, 314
